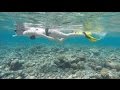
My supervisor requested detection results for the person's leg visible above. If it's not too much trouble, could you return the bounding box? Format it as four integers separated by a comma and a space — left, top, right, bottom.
65, 33, 82, 37
49, 30, 82, 40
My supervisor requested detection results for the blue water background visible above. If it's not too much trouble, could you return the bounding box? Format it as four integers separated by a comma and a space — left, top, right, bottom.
0, 12, 120, 48
0, 29, 120, 48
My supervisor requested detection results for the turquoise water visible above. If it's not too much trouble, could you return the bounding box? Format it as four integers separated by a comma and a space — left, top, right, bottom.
0, 12, 120, 47
0, 12, 120, 79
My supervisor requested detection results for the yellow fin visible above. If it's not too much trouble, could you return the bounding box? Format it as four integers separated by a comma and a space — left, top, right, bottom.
85, 31, 92, 35
88, 37, 97, 42
74, 31, 97, 42
84, 32, 97, 42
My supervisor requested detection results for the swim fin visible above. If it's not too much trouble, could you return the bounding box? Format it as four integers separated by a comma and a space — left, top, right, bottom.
73, 31, 97, 42
83, 32, 97, 42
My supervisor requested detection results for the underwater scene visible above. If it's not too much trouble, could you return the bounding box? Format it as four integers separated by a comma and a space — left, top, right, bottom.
0, 12, 120, 79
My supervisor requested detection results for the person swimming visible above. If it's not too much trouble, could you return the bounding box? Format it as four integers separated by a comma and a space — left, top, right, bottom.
13, 23, 98, 42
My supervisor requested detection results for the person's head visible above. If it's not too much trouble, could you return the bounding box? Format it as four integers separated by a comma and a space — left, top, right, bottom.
15, 23, 26, 35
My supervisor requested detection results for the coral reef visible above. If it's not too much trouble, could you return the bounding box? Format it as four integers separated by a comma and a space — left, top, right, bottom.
0, 45, 120, 79
100, 68, 110, 79
105, 61, 120, 71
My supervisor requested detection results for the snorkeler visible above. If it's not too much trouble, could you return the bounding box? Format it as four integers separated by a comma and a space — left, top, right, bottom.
13, 23, 97, 42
